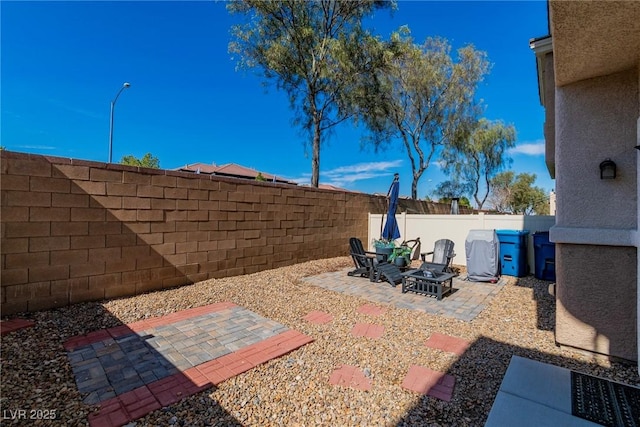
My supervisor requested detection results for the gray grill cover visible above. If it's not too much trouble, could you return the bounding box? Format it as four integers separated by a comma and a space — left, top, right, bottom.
465, 229, 499, 282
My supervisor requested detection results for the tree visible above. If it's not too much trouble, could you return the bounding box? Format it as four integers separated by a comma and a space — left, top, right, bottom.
433, 179, 472, 200
487, 171, 513, 213
120, 153, 160, 169
358, 29, 489, 199
227, 0, 394, 187
437, 196, 472, 208
488, 171, 550, 215
441, 118, 516, 209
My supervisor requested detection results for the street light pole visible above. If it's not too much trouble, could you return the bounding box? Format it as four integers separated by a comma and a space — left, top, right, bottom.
108, 82, 131, 163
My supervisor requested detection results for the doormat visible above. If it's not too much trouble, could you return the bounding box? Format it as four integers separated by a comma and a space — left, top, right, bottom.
571, 371, 640, 427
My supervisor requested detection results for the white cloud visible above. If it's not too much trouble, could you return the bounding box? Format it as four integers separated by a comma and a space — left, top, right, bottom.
290, 160, 403, 188
509, 140, 546, 156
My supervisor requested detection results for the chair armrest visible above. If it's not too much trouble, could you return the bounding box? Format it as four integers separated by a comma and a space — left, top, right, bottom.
420, 251, 434, 262
351, 252, 376, 263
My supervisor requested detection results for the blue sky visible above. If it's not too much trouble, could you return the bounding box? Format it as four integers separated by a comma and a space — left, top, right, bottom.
1, 1, 552, 201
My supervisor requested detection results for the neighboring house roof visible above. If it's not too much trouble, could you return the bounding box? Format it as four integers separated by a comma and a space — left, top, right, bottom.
175, 162, 297, 185
317, 184, 359, 193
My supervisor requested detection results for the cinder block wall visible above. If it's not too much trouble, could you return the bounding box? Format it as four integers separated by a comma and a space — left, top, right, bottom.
1, 151, 385, 315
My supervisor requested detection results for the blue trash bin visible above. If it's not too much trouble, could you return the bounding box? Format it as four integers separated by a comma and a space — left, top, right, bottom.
533, 231, 556, 281
496, 230, 529, 277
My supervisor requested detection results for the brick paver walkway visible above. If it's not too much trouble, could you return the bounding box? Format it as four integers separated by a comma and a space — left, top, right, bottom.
329, 365, 372, 391
1, 318, 35, 336
351, 323, 385, 339
356, 304, 387, 316
63, 302, 313, 427
303, 311, 334, 325
401, 365, 456, 401
425, 332, 471, 356
303, 268, 504, 321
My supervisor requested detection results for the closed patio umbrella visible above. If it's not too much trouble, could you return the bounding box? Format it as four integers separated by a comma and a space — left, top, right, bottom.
381, 173, 401, 241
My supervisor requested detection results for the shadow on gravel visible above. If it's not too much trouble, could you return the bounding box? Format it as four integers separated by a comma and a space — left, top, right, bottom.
1, 303, 242, 426
396, 335, 639, 427
513, 275, 556, 332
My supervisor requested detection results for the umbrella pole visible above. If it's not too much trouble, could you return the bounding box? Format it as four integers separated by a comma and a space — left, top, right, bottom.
381, 174, 398, 240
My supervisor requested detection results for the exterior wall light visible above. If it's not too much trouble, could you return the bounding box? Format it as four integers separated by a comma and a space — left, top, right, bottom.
599, 158, 617, 179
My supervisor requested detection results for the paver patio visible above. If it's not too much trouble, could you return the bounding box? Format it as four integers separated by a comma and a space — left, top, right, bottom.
63, 302, 313, 427
13, 269, 505, 426
302, 268, 505, 321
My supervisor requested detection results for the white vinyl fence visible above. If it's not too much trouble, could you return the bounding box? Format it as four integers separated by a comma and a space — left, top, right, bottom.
368, 213, 556, 272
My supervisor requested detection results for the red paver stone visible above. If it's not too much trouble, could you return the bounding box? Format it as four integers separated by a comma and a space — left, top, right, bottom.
147, 372, 210, 406
88, 398, 129, 427
196, 359, 235, 385
303, 311, 333, 324
425, 332, 470, 356
215, 353, 255, 376
90, 386, 164, 426
329, 365, 372, 391
401, 365, 455, 402
357, 304, 387, 317
351, 323, 385, 339
64, 330, 110, 351
106, 325, 134, 339
0, 318, 35, 336
118, 386, 161, 420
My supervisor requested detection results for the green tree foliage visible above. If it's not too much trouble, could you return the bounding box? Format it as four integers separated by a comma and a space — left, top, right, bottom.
120, 153, 160, 169
488, 171, 550, 215
433, 179, 472, 200
227, 0, 394, 187
357, 29, 489, 199
255, 172, 267, 182
441, 118, 516, 209
437, 196, 472, 208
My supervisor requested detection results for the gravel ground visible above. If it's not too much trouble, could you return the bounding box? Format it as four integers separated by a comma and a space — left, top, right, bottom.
2, 257, 639, 426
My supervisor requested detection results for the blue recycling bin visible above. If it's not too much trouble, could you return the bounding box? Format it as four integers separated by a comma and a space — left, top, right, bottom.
533, 231, 556, 281
496, 230, 529, 277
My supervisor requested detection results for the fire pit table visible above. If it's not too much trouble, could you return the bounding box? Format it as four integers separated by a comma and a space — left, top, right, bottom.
401, 269, 455, 300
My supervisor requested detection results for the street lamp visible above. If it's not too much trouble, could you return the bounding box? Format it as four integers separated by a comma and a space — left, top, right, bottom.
108, 82, 131, 163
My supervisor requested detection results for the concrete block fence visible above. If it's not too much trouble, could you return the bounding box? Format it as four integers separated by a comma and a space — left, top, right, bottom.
1, 151, 395, 315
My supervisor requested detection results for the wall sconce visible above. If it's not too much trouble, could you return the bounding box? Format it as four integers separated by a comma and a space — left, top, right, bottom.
599, 158, 617, 179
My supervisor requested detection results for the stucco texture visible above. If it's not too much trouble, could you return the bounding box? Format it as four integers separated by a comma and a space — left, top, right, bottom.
555, 68, 638, 229
556, 244, 637, 361
550, 1, 640, 87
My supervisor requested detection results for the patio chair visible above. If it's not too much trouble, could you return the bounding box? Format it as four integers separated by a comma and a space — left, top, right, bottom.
347, 237, 404, 286
420, 239, 456, 273
400, 237, 422, 261
347, 237, 377, 280
374, 262, 405, 287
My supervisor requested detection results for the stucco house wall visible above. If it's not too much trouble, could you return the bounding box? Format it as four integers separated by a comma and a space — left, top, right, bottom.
552, 67, 639, 362
532, 2, 640, 364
